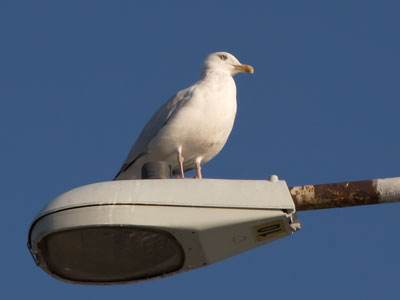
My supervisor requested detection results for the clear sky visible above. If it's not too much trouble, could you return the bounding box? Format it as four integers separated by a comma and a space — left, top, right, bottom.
2, 0, 400, 299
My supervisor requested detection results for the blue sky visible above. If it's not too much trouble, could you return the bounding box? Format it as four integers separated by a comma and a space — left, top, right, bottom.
2, 1, 400, 299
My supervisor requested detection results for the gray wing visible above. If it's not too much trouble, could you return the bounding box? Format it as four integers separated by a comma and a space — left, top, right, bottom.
114, 87, 193, 178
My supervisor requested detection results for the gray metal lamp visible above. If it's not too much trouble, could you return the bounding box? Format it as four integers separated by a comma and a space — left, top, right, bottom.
28, 177, 299, 284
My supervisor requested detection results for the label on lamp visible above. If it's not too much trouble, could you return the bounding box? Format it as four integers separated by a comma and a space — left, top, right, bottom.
253, 220, 286, 242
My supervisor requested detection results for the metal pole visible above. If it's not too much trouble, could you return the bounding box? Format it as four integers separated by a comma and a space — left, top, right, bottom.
289, 177, 400, 211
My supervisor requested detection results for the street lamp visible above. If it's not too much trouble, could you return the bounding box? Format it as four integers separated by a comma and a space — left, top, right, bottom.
29, 167, 400, 285
28, 177, 299, 284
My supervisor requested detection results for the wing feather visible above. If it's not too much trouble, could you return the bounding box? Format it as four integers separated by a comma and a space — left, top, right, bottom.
114, 86, 194, 178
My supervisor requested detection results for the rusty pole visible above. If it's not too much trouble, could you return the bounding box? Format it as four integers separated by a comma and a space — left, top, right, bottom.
289, 177, 400, 211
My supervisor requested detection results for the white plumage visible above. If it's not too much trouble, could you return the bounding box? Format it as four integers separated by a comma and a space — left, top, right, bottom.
114, 51, 253, 180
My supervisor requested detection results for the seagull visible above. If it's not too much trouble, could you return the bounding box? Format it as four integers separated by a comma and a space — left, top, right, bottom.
114, 51, 254, 180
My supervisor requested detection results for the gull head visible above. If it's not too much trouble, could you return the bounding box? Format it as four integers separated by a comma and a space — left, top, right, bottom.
201, 52, 254, 77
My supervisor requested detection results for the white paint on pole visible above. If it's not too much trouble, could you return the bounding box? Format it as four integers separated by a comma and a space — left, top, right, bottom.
375, 177, 400, 203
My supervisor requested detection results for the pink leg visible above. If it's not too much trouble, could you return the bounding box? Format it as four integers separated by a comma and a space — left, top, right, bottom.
195, 161, 202, 179
177, 150, 185, 178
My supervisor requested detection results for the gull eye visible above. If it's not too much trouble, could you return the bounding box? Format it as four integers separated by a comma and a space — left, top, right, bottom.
219, 54, 227, 61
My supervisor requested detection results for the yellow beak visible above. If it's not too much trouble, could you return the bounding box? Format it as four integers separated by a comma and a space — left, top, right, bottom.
234, 64, 254, 74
